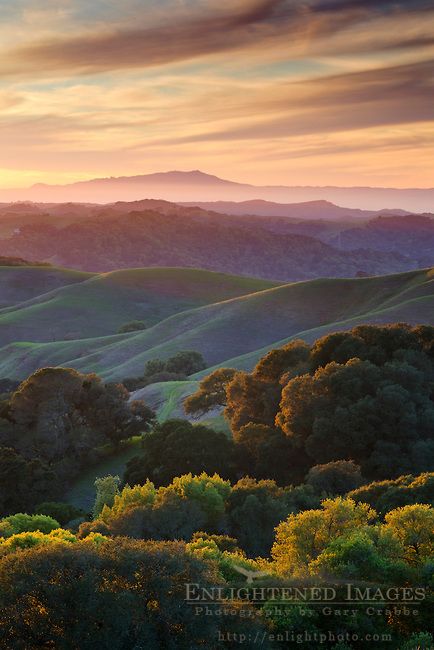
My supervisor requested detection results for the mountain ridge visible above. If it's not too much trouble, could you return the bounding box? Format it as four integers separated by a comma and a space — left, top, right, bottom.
1, 170, 433, 211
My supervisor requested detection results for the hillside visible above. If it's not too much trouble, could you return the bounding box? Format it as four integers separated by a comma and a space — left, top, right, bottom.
0, 267, 277, 344
0, 267, 433, 384
335, 214, 434, 265
181, 199, 410, 221
0, 265, 92, 308
0, 208, 410, 280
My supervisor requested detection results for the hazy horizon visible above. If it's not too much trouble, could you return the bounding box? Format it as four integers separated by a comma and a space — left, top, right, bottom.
1, 168, 434, 211
2, 168, 434, 192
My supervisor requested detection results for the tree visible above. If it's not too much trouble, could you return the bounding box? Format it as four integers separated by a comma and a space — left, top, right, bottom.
348, 472, 434, 516
272, 497, 376, 576
9, 367, 154, 462
384, 504, 434, 563
106, 492, 207, 541
185, 341, 310, 429
144, 358, 166, 376
165, 351, 206, 376
93, 476, 121, 518
309, 527, 411, 583
184, 368, 237, 416
164, 473, 231, 530
117, 320, 147, 334
187, 324, 434, 484
225, 371, 279, 433
89, 473, 231, 541
233, 422, 311, 485
277, 358, 434, 479
0, 446, 55, 517
0, 528, 79, 555
399, 633, 434, 650
253, 340, 310, 383
226, 478, 294, 557
124, 419, 235, 487
309, 324, 434, 371
34, 502, 85, 526
306, 461, 364, 496
0, 538, 270, 649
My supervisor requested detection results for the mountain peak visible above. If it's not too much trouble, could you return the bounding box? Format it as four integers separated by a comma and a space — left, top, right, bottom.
3, 171, 434, 211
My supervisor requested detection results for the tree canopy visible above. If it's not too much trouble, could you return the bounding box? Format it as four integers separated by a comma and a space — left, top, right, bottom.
185, 325, 434, 483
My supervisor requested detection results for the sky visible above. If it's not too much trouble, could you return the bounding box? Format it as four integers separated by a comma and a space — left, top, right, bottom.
0, 0, 433, 189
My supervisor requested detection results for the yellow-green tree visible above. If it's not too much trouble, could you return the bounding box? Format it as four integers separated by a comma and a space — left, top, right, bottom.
272, 497, 376, 576
384, 504, 434, 564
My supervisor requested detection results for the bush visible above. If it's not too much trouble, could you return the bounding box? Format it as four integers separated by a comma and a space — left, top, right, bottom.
0, 513, 60, 538
34, 502, 85, 526
117, 320, 147, 334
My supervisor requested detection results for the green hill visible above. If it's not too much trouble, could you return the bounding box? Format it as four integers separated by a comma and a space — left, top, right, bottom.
0, 267, 278, 344
0, 267, 433, 385
0, 265, 93, 309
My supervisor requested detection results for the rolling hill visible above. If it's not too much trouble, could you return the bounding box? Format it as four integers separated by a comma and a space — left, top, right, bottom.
1, 266, 434, 389
0, 267, 277, 344
0, 265, 92, 309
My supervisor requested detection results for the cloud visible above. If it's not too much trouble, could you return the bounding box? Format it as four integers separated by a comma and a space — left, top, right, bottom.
0, 0, 433, 78
0, 0, 433, 189
152, 59, 434, 144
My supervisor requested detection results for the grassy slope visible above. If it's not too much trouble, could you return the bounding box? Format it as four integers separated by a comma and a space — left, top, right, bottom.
0, 265, 93, 308
0, 267, 278, 345
0, 268, 432, 383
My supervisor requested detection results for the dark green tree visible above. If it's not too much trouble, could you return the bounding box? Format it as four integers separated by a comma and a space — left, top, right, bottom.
306, 460, 364, 496
125, 419, 235, 487
0, 446, 55, 517
165, 351, 206, 376
0, 538, 270, 649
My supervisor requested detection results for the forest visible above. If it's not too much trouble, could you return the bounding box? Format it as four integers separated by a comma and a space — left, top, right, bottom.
0, 324, 432, 648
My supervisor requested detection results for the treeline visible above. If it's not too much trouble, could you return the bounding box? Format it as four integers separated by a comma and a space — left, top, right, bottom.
123, 350, 206, 391
185, 323, 434, 484
0, 472, 432, 648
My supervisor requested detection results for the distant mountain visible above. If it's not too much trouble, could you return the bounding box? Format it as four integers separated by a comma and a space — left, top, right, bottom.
1, 170, 433, 211
334, 214, 434, 266
0, 207, 411, 281
181, 199, 411, 221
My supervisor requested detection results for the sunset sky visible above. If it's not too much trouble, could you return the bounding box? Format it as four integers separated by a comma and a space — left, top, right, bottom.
0, 0, 433, 189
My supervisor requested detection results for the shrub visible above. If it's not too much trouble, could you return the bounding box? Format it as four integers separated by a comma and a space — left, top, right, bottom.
34, 502, 85, 526
0, 513, 60, 538
117, 320, 147, 334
